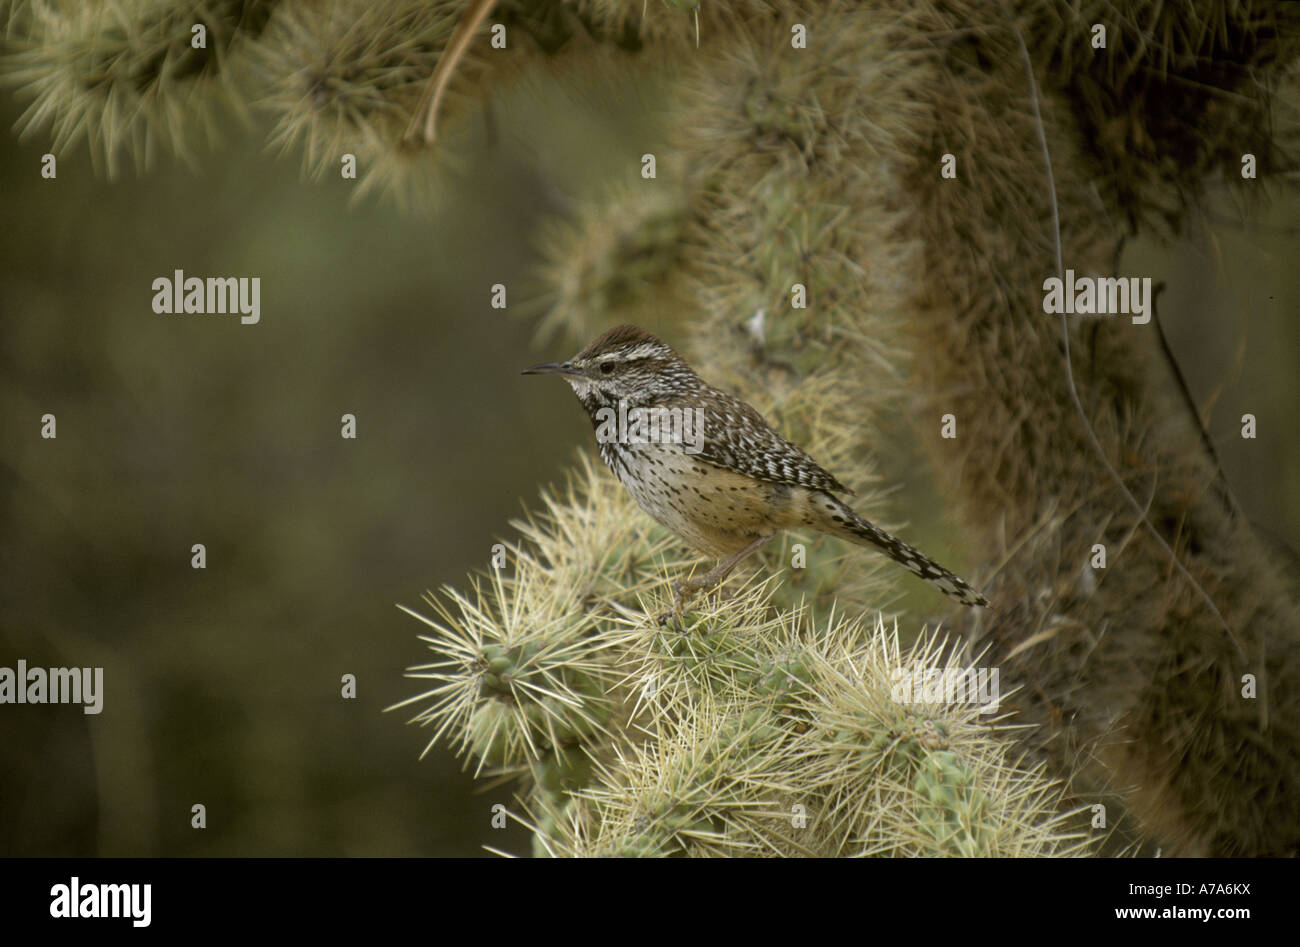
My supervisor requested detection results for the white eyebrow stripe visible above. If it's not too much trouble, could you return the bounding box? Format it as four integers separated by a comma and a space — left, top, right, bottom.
622, 343, 661, 360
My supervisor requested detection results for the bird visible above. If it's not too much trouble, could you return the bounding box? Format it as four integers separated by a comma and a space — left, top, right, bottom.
523, 324, 989, 627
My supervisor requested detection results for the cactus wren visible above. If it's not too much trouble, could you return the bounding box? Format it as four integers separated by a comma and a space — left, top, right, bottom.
523, 324, 989, 626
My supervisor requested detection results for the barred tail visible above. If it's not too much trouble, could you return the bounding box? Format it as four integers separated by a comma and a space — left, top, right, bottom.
820, 496, 989, 607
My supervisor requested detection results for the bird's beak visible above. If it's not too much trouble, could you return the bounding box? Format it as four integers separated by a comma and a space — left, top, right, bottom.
521, 360, 580, 377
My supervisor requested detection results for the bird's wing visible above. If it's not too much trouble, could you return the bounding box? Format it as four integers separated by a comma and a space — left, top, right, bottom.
674, 386, 855, 496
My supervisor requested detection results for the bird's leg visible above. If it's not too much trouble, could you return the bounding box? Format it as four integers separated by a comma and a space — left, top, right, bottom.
659, 534, 775, 631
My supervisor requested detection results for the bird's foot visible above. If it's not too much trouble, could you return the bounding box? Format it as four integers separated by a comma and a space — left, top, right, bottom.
656, 577, 703, 633
655, 608, 684, 633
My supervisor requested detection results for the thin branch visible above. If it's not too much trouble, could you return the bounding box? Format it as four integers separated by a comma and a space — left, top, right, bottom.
403, 0, 499, 147
998, 1, 1244, 659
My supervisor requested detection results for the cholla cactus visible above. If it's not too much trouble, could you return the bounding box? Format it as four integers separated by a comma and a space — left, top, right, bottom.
2, 0, 260, 175
530, 170, 692, 346
393, 453, 1091, 856
898, 0, 1300, 856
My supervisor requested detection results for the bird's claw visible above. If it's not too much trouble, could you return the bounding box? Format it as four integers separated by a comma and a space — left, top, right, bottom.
655, 608, 685, 633
654, 580, 691, 633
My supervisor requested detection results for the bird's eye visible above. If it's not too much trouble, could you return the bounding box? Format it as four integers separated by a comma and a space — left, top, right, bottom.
599, 362, 615, 375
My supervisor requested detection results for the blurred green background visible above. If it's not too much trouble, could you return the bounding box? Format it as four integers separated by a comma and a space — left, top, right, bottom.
1, 69, 1297, 856
0, 77, 665, 856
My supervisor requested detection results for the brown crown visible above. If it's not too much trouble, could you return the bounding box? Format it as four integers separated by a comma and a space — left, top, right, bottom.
577, 323, 663, 359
